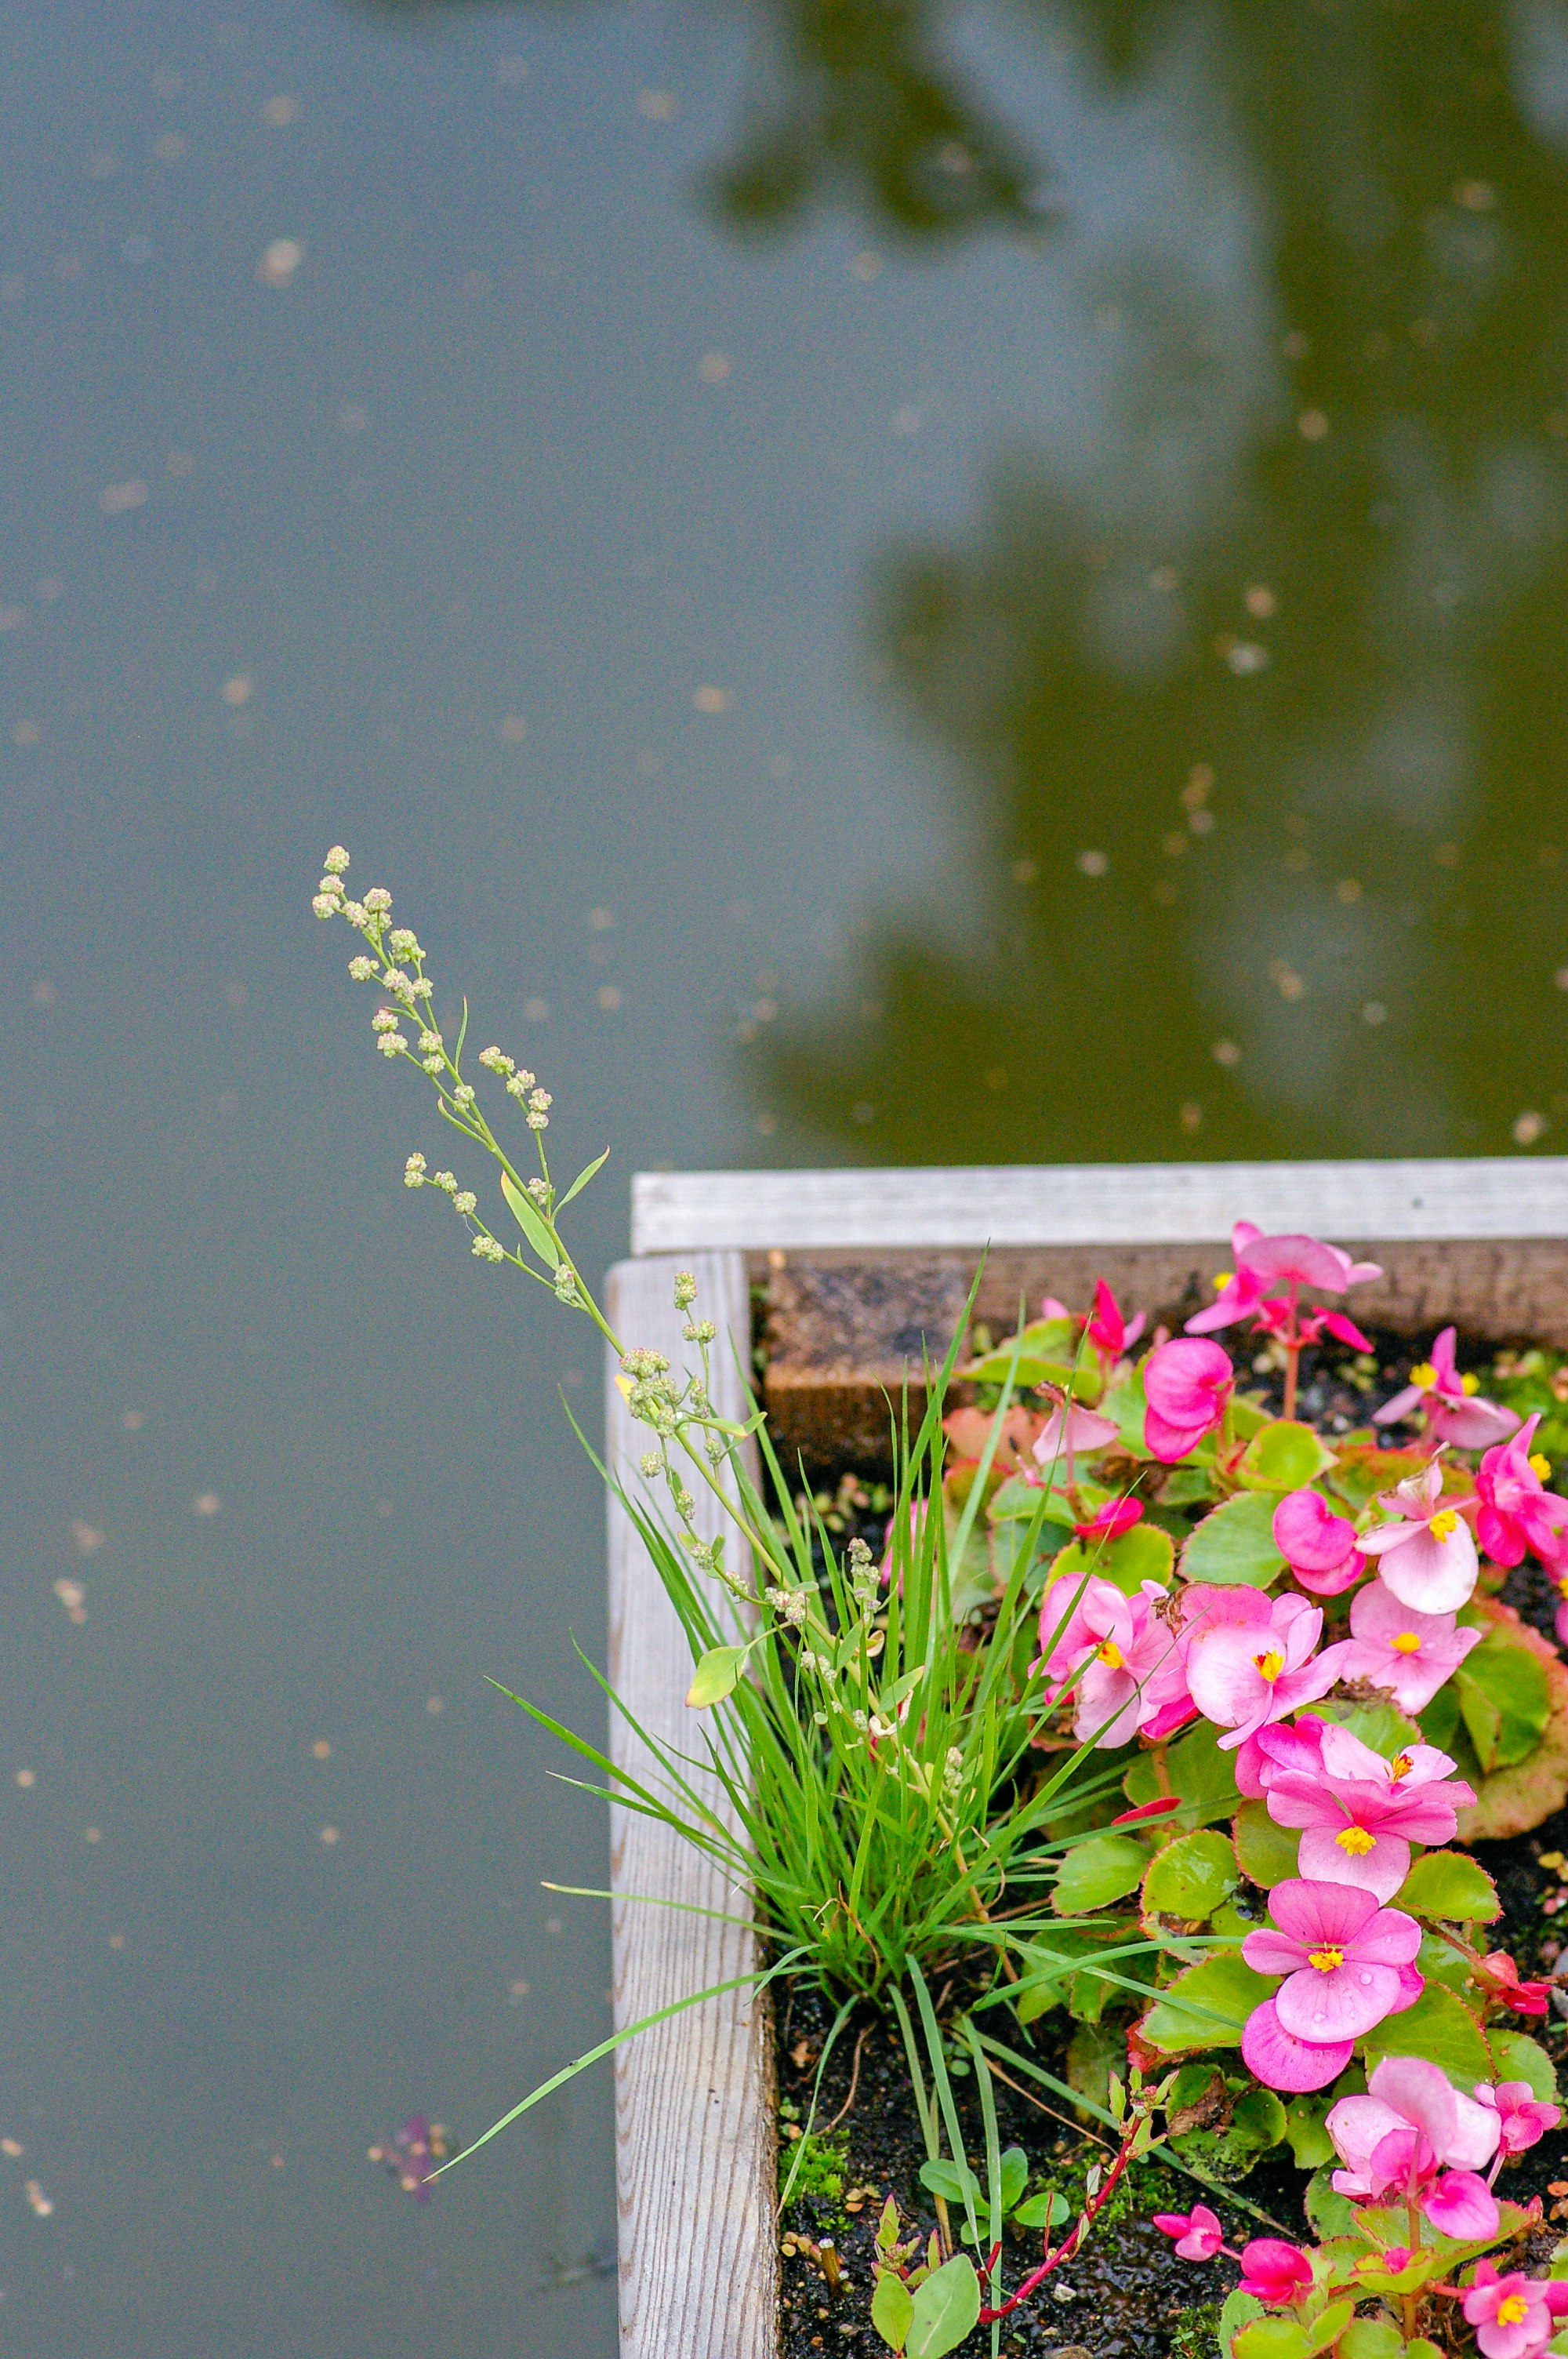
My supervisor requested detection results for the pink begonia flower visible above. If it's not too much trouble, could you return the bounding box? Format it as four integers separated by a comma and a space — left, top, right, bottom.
1327, 2055, 1500, 2241
1464, 2263, 1568, 2359
1240, 1996, 1353, 2093
1261, 1721, 1476, 1903
1087, 1278, 1145, 1361
1477, 1951, 1553, 2016
1073, 1496, 1145, 1543
1032, 1401, 1121, 1470
1185, 1223, 1381, 1334
1310, 1307, 1376, 1352
1151, 2203, 1222, 2260
1476, 1413, 1568, 1570
1240, 1877, 1421, 2041
1142, 1337, 1234, 1462
1336, 1576, 1483, 1712
1033, 1576, 1185, 1747
1474, 2080, 1563, 2157
1272, 1486, 1367, 1598
1183, 1593, 1352, 1755
1374, 1325, 1519, 1450
1356, 1456, 1479, 1613
1236, 2241, 1312, 2305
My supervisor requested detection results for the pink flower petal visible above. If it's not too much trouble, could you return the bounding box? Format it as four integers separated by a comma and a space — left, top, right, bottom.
1297, 1824, 1410, 1902
1241, 1997, 1352, 2092
1266, 1877, 1379, 1946
1423, 2169, 1500, 2240
1275, 1959, 1403, 2041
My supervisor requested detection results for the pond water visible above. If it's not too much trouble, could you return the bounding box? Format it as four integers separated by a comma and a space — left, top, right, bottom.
4, 2, 1568, 2353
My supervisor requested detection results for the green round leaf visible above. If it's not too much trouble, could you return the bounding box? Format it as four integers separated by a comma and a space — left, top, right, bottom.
1179, 1491, 1287, 1587
1490, 2030, 1559, 2102
1123, 1718, 1242, 1830
1233, 2320, 1309, 2359
1360, 1979, 1492, 2090
1050, 1521, 1174, 1598
1232, 1798, 1302, 1887
1052, 1832, 1149, 1916
1236, 1421, 1336, 1492
1457, 1640, 1551, 1772
1338, 2321, 1405, 2359
1218, 2291, 1264, 2357
906, 2255, 982, 2359
1142, 1829, 1239, 1921
1138, 1950, 1274, 2051
685, 1644, 744, 1707
1396, 1849, 1501, 1921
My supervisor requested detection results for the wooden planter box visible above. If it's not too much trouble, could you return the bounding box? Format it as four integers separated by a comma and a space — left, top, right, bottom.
604, 1157, 1568, 2358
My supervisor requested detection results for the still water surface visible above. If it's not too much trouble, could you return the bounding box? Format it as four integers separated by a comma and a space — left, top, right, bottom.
4, 2, 1567, 2352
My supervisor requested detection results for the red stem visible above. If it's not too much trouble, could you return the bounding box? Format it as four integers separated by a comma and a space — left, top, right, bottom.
978, 2135, 1138, 2322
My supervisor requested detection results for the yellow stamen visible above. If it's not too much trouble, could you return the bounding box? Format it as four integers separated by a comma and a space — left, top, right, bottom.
1098, 1638, 1124, 1670
1213, 1271, 1234, 1292
1461, 1372, 1480, 1396
1532, 1452, 1553, 1480
1336, 1826, 1377, 1856
1391, 1631, 1421, 1655
1253, 1648, 1285, 1682
1307, 1946, 1345, 1972
1410, 1361, 1437, 1390
1497, 2298, 1530, 2328
1389, 1753, 1414, 1781
1428, 1508, 1458, 1541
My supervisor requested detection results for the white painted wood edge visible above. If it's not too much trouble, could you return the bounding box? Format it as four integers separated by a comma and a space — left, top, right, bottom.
632, 1157, 1568, 1254
606, 1251, 777, 2359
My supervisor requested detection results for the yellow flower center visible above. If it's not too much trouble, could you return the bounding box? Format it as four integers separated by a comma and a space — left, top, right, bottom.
1336, 1826, 1377, 1856
1391, 1631, 1422, 1655
1461, 1373, 1480, 1396
1428, 1509, 1459, 1541
1098, 1639, 1124, 1669
1532, 1452, 1553, 1480
1497, 2298, 1530, 2327
1253, 1648, 1285, 1682
1213, 1271, 1234, 1292
1410, 1361, 1437, 1390
1389, 1753, 1414, 1781
1308, 1946, 1345, 1972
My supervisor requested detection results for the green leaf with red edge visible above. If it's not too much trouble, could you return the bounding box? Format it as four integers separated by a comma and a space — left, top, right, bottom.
1490, 2030, 1558, 2100
1327, 1441, 1428, 1513
1137, 1950, 1272, 2051
1457, 1638, 1551, 1772
1232, 1798, 1301, 1886
1232, 2321, 1308, 2359
1360, 1979, 1492, 2089
1141, 1829, 1238, 1921
1236, 1420, 1336, 1493
1395, 1849, 1501, 1921
1179, 1489, 1287, 1587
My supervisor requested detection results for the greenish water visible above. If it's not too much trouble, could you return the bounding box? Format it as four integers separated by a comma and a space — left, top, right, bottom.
2, 2, 1565, 2353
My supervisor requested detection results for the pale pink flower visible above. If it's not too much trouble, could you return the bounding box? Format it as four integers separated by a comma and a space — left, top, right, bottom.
1356, 1456, 1479, 1613
1034, 1576, 1184, 1747
1464, 2264, 1568, 2359
1032, 1401, 1120, 1470
1261, 1722, 1475, 1902
1474, 2081, 1563, 2157
1476, 1413, 1568, 1570
1236, 1229, 1383, 1295
1236, 2241, 1312, 2305
1272, 1486, 1367, 1598
1183, 1593, 1351, 1754
1336, 1576, 1483, 1711
1151, 2204, 1222, 2260
1327, 2055, 1500, 2241
1241, 1877, 1421, 2041
1374, 1326, 1519, 1449
1142, 1337, 1233, 1461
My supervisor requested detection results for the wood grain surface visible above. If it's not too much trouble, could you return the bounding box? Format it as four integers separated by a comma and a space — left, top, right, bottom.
606, 1251, 778, 2359
632, 1157, 1568, 1255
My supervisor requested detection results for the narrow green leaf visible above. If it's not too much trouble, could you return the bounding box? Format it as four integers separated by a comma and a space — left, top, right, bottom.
557, 1146, 610, 1210
499, 1169, 561, 1267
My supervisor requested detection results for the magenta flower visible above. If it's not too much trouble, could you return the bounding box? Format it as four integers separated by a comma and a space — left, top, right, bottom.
1476, 1414, 1568, 1570
1241, 1877, 1421, 2041
1151, 2203, 1222, 2260
1475, 2080, 1563, 2157
1142, 1337, 1233, 1462
1183, 1592, 1351, 1754
1073, 1496, 1145, 1543
1374, 1326, 1519, 1450
1086, 1278, 1144, 1361
1240, 1996, 1353, 2092
1356, 1456, 1479, 1613
1261, 1721, 1476, 1902
1335, 1575, 1483, 1711
1464, 2264, 1568, 2359
1327, 2056, 1500, 2240
1236, 2241, 1312, 2305
1272, 1486, 1367, 1598
1032, 1401, 1121, 1470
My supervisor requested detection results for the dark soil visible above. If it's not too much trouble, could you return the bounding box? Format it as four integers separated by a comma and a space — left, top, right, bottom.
772, 1329, 1568, 2357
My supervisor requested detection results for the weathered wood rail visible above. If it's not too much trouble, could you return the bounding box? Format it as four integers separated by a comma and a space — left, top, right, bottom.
605, 1158, 1568, 2357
